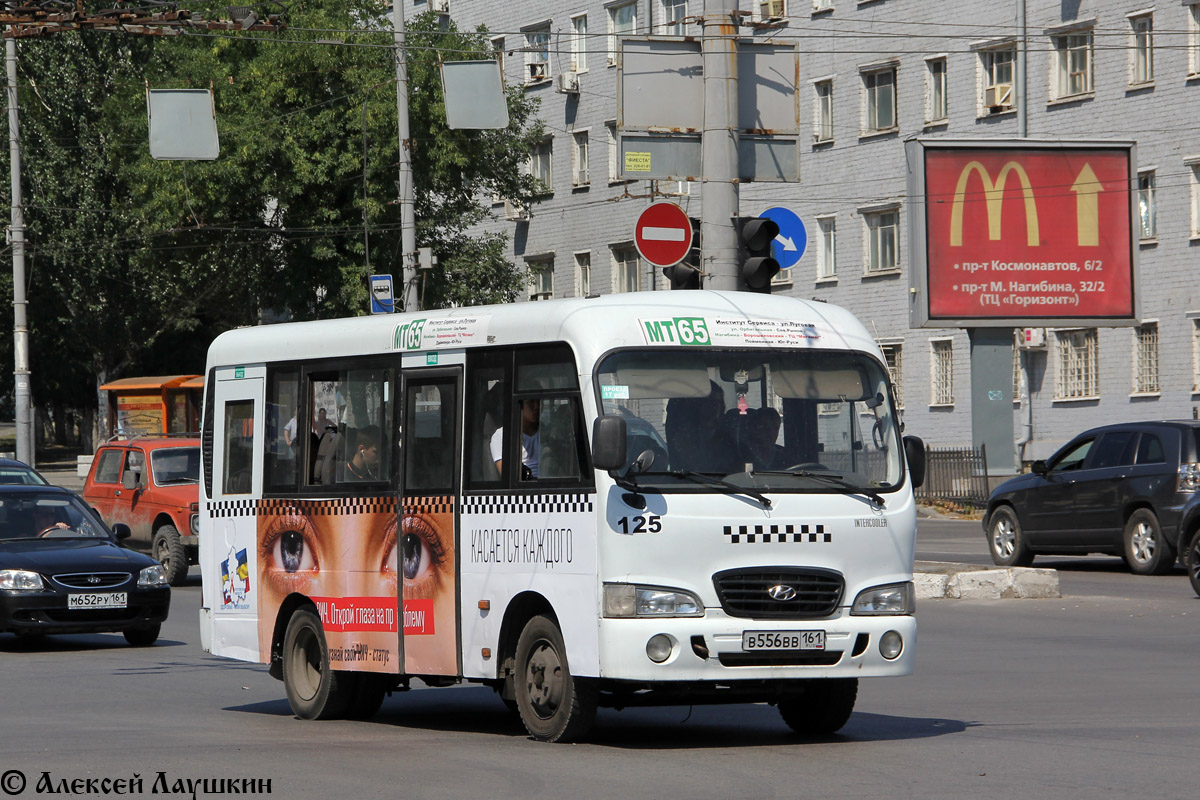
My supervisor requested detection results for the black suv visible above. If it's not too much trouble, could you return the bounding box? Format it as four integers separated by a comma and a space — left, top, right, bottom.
983, 421, 1200, 575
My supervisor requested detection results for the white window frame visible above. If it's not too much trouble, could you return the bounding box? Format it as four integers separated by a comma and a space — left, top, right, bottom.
862, 205, 900, 273
1129, 12, 1154, 85
1138, 168, 1157, 241
523, 23, 551, 84
571, 14, 589, 73
491, 36, 505, 83
861, 65, 897, 135
758, 0, 786, 20
527, 257, 555, 301
1053, 328, 1099, 401
813, 0, 832, 11
930, 339, 954, 407
878, 340, 903, 409
1187, 156, 1200, 238
607, 1, 637, 67
660, 0, 687, 35
1132, 321, 1160, 395
574, 251, 592, 298
978, 44, 1015, 115
606, 120, 624, 184
1192, 316, 1200, 393
1051, 28, 1094, 100
572, 129, 590, 187
528, 136, 553, 196
1012, 330, 1024, 405
813, 77, 834, 143
816, 214, 837, 281
611, 244, 641, 293
1190, 2, 1200, 78
925, 55, 947, 124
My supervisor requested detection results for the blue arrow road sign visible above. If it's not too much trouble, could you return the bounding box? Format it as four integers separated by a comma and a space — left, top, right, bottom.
369, 274, 395, 314
761, 206, 807, 269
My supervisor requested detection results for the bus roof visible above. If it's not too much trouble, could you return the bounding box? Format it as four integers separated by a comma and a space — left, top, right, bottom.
206, 290, 881, 370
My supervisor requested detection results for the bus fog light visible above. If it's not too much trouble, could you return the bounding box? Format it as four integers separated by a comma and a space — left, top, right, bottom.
646, 634, 673, 663
879, 630, 903, 660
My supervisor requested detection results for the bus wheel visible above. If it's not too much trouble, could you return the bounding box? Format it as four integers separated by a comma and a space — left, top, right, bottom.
514, 615, 597, 743
282, 609, 352, 720
778, 678, 858, 737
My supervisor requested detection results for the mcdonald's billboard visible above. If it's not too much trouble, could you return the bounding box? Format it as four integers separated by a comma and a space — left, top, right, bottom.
907, 140, 1138, 328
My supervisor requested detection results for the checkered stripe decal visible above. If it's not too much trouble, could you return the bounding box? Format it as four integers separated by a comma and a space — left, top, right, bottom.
462, 493, 595, 515
723, 524, 830, 544
403, 496, 454, 516
257, 496, 398, 516
208, 499, 257, 518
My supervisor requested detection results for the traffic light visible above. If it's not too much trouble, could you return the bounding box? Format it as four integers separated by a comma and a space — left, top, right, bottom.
738, 216, 780, 292
662, 217, 701, 290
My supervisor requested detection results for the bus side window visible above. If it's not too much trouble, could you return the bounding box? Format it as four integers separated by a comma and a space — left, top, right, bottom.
536, 397, 583, 481
222, 400, 254, 495
465, 356, 509, 488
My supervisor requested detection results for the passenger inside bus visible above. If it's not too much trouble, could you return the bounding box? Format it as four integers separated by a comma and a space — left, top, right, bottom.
739, 406, 786, 471
344, 425, 381, 481
492, 398, 540, 479
664, 381, 735, 474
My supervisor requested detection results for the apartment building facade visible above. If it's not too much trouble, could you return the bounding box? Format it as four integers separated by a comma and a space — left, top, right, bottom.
411, 0, 1200, 466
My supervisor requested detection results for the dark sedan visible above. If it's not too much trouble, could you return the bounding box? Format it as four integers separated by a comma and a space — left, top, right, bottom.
0, 457, 49, 485
983, 420, 1200, 575
0, 486, 170, 644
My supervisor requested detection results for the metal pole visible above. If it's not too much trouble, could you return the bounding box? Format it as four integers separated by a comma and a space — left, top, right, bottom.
392, 1, 417, 313
1016, 0, 1027, 138
6, 38, 32, 466
700, 0, 739, 290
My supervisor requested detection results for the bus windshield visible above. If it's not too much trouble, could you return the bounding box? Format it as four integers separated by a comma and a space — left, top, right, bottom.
595, 348, 903, 495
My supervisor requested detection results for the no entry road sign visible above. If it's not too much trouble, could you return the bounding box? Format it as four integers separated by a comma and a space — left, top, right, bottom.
635, 201, 693, 268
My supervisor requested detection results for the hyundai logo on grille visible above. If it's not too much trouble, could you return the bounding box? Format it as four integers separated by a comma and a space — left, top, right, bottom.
768, 584, 798, 601
87, 575, 101, 585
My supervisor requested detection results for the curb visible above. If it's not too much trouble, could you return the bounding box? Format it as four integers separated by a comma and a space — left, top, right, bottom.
914, 560, 1060, 600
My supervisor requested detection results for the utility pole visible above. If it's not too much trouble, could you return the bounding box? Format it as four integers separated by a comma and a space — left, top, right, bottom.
392, 0, 417, 312
6, 37, 31, 466
699, 0, 739, 290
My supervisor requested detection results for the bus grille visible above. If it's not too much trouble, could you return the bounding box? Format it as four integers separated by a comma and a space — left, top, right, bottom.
712, 567, 844, 619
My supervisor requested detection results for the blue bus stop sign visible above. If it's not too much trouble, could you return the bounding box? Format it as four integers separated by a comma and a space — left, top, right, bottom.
761, 206, 807, 269
369, 274, 395, 314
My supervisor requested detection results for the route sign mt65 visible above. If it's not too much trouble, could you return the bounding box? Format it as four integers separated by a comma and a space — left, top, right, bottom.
907, 140, 1137, 328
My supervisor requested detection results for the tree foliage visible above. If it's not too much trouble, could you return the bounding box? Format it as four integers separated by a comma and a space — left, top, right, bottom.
0, 5, 542, 439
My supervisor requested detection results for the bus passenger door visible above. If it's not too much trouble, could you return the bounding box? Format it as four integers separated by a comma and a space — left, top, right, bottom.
399, 369, 462, 677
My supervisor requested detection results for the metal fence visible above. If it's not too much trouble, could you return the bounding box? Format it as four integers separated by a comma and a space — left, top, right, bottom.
916, 444, 989, 506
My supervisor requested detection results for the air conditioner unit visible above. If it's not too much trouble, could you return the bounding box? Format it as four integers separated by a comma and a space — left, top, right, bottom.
985, 83, 1013, 111
504, 200, 528, 221
428, 0, 448, 12
760, 0, 785, 19
556, 71, 580, 94
1019, 328, 1047, 349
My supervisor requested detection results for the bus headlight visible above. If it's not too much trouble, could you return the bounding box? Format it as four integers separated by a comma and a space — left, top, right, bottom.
850, 582, 914, 615
603, 584, 704, 618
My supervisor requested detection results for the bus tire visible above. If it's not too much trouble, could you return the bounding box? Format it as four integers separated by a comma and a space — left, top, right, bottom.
513, 615, 597, 743
152, 525, 189, 586
778, 678, 858, 736
282, 609, 352, 720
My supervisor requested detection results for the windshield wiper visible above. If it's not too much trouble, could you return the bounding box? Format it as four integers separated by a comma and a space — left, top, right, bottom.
753, 469, 885, 507
668, 470, 772, 509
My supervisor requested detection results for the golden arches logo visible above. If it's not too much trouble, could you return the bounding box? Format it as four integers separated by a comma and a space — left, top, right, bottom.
949, 161, 1040, 247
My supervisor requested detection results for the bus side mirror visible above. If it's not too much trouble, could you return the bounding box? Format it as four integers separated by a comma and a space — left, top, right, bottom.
591, 415, 628, 472
903, 435, 925, 489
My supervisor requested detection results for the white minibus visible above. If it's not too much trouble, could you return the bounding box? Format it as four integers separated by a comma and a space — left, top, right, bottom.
198, 290, 925, 742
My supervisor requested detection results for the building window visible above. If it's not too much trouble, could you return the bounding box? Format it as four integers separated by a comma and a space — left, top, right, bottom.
980, 46, 1015, 113
864, 208, 899, 272
529, 259, 554, 301
524, 25, 551, 83
1053, 31, 1093, 99
813, 0, 832, 10
608, 1, 637, 67
759, 0, 785, 19
1193, 320, 1200, 392
1055, 329, 1099, 400
661, 0, 687, 34
1189, 160, 1200, 237
879, 342, 903, 408
491, 36, 505, 81
926, 57, 947, 122
529, 137, 553, 195
862, 67, 896, 134
612, 245, 641, 293
1133, 322, 1159, 394
571, 14, 588, 72
931, 340, 954, 406
572, 130, 590, 187
1012, 331, 1024, 403
1138, 170, 1156, 240
816, 216, 837, 280
1130, 14, 1153, 84
575, 252, 591, 297
814, 79, 833, 143
607, 121, 621, 183
1190, 4, 1200, 77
